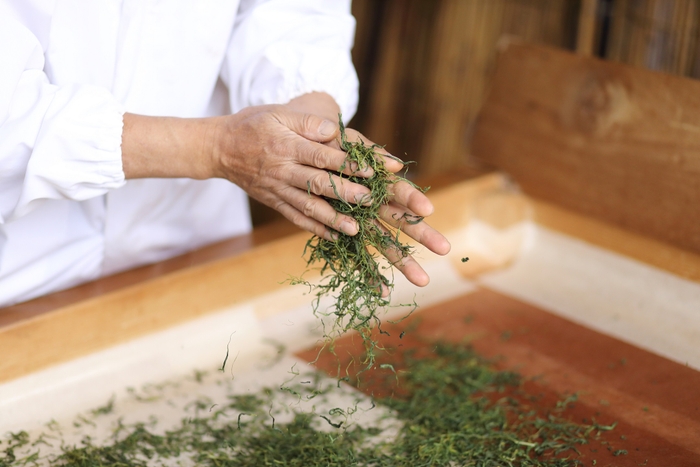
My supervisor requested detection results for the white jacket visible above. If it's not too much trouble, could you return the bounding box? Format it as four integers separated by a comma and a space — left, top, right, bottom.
0, 0, 359, 306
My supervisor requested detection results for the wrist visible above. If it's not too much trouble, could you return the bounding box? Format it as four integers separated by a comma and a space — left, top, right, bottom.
207, 114, 239, 181
122, 113, 219, 180
197, 116, 225, 180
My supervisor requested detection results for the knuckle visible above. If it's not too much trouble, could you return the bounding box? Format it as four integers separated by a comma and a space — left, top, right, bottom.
308, 172, 330, 195
301, 197, 318, 218
312, 225, 329, 239
301, 113, 317, 133
310, 147, 331, 169
272, 199, 287, 213
283, 209, 308, 230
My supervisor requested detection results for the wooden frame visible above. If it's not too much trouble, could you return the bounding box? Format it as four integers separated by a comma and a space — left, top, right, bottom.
472, 41, 700, 254
2, 171, 699, 385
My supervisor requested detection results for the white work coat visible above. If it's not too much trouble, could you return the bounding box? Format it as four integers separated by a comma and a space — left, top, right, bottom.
0, 0, 359, 306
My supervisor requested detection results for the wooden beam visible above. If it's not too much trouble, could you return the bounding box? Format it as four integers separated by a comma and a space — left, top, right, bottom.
0, 173, 503, 385
471, 42, 700, 253
2, 172, 700, 384
0, 220, 300, 327
576, 0, 598, 56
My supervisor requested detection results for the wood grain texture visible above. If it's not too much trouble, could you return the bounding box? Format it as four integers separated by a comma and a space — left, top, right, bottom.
575, 0, 598, 56
606, 0, 700, 78
0, 231, 311, 384
0, 173, 503, 385
471, 42, 700, 253
352, 0, 578, 176
3, 173, 700, 385
0, 220, 300, 328
299, 288, 700, 465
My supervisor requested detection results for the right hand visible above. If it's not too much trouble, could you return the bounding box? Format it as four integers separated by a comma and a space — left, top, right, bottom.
211, 104, 377, 241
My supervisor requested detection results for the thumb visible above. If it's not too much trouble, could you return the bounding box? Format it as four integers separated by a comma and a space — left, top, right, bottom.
282, 111, 339, 143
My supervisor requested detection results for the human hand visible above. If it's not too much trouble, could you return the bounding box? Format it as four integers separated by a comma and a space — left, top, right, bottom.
324, 125, 451, 287
121, 99, 450, 287
212, 105, 450, 287
212, 105, 375, 239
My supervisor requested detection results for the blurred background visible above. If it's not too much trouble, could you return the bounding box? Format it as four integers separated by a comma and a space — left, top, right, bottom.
253, 0, 700, 225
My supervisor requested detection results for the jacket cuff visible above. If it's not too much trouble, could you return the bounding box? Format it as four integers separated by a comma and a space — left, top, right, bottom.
14, 84, 125, 218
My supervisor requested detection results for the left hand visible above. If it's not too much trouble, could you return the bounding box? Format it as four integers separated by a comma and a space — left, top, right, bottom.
325, 125, 451, 287
286, 92, 451, 286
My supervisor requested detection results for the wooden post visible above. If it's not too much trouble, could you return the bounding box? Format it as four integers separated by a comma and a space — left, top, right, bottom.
576, 0, 598, 55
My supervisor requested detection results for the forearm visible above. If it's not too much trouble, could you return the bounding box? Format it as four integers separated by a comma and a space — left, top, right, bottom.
121, 93, 337, 181
119, 95, 448, 287
121, 113, 219, 180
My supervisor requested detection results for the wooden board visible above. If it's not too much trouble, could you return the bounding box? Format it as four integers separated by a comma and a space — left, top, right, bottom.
300, 288, 700, 466
471, 41, 700, 254
350, 1, 579, 176
2, 172, 700, 464
2, 172, 700, 386
0, 174, 504, 385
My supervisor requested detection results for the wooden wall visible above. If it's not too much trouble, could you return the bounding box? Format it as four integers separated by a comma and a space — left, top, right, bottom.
605, 0, 700, 77
252, 0, 700, 225
350, 0, 581, 176
471, 42, 700, 254
350, 0, 700, 178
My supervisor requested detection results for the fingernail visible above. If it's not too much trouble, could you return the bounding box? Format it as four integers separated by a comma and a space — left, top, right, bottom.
360, 165, 373, 176
385, 153, 404, 164
354, 193, 372, 205
325, 230, 339, 241
339, 220, 357, 236
350, 164, 373, 177
319, 120, 336, 137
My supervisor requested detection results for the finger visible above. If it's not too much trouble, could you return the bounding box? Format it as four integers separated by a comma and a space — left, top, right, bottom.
369, 276, 392, 299
387, 179, 434, 218
289, 166, 372, 206
378, 203, 452, 256
277, 186, 360, 236
274, 201, 336, 241
373, 220, 430, 287
278, 110, 339, 143
275, 110, 374, 176
291, 138, 372, 178
326, 128, 405, 173
379, 282, 391, 298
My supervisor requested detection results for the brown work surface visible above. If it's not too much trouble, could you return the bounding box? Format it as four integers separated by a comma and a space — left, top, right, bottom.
0, 173, 504, 386
0, 220, 300, 327
0, 165, 485, 329
297, 288, 700, 466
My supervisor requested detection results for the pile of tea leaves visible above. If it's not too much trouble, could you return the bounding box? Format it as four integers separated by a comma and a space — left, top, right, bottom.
0, 342, 617, 466
292, 116, 424, 373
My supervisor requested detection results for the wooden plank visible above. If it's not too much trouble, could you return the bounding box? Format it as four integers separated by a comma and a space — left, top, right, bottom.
531, 198, 700, 283
0, 173, 505, 385
418, 0, 580, 175
471, 42, 700, 253
0, 220, 300, 327
576, 0, 598, 56
0, 231, 311, 384
299, 288, 700, 464
3, 171, 700, 385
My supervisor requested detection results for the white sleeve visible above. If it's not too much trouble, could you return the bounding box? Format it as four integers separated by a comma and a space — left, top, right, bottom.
222, 0, 359, 122
0, 11, 125, 224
